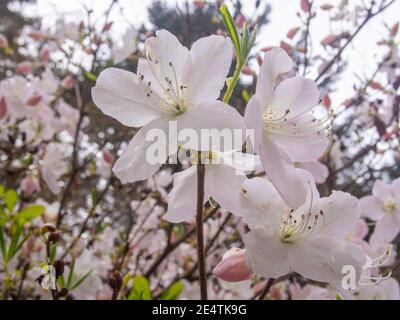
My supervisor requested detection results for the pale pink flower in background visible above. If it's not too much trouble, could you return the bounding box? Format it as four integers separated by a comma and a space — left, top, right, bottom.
20, 175, 41, 196
41, 143, 69, 195
0, 76, 33, 119
92, 29, 245, 184
241, 177, 366, 287
55, 99, 88, 138
19, 118, 55, 143
112, 27, 138, 64
245, 48, 329, 209
212, 247, 253, 282
0, 34, 8, 48
290, 282, 334, 300
217, 279, 253, 300
360, 178, 400, 243
17, 61, 33, 75
55, 19, 80, 43
296, 161, 329, 184
62, 75, 76, 89
164, 151, 259, 222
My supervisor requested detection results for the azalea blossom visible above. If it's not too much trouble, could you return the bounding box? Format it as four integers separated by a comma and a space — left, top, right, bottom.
360, 178, 400, 243
245, 47, 330, 209
112, 27, 138, 64
240, 177, 366, 287
41, 142, 69, 195
92, 29, 245, 184
164, 150, 259, 222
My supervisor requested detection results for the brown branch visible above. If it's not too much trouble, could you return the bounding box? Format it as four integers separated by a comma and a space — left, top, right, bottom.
315, 0, 397, 83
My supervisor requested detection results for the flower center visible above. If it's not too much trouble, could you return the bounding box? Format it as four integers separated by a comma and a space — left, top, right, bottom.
190, 150, 220, 165
262, 106, 332, 142
140, 51, 189, 115
382, 201, 397, 214
278, 185, 324, 243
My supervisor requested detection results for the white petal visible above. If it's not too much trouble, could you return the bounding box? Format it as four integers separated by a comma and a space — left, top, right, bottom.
112, 118, 174, 183
290, 239, 366, 286
259, 136, 309, 209
243, 228, 291, 279
256, 48, 293, 109
269, 115, 329, 162
317, 191, 360, 240
144, 29, 190, 81
297, 161, 329, 184
187, 35, 233, 105
244, 96, 263, 153
371, 214, 400, 243
372, 180, 392, 201
164, 166, 206, 223
178, 101, 245, 152
360, 196, 384, 220
206, 165, 245, 216
240, 177, 285, 232
272, 76, 319, 118
92, 68, 162, 127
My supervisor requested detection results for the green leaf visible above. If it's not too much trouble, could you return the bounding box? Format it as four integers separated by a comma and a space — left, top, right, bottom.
128, 276, 152, 300
4, 189, 18, 213
219, 4, 241, 57
0, 226, 7, 260
85, 71, 97, 81
15, 205, 45, 222
70, 270, 93, 290
6, 222, 23, 263
160, 281, 184, 300
335, 293, 343, 300
67, 260, 75, 288
0, 185, 4, 198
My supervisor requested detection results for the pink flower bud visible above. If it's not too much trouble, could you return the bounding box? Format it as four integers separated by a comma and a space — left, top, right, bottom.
0, 34, 8, 48
17, 61, 33, 75
28, 30, 45, 42
20, 175, 41, 196
26, 95, 42, 107
62, 75, 76, 89
193, 0, 205, 9
0, 96, 7, 119
212, 248, 253, 282
300, 0, 310, 13
102, 148, 115, 165
235, 14, 245, 29
39, 47, 50, 62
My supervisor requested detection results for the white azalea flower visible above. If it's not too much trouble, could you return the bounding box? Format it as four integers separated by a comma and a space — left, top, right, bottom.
164, 150, 260, 223
245, 48, 330, 209
92, 29, 245, 184
112, 27, 138, 64
360, 178, 400, 243
240, 177, 366, 287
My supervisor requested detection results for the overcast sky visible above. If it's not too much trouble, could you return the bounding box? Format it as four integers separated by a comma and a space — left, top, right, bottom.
24, 0, 400, 108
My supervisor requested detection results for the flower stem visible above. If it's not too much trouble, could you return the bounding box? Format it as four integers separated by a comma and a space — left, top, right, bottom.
258, 278, 275, 300
223, 61, 243, 104
196, 161, 208, 300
